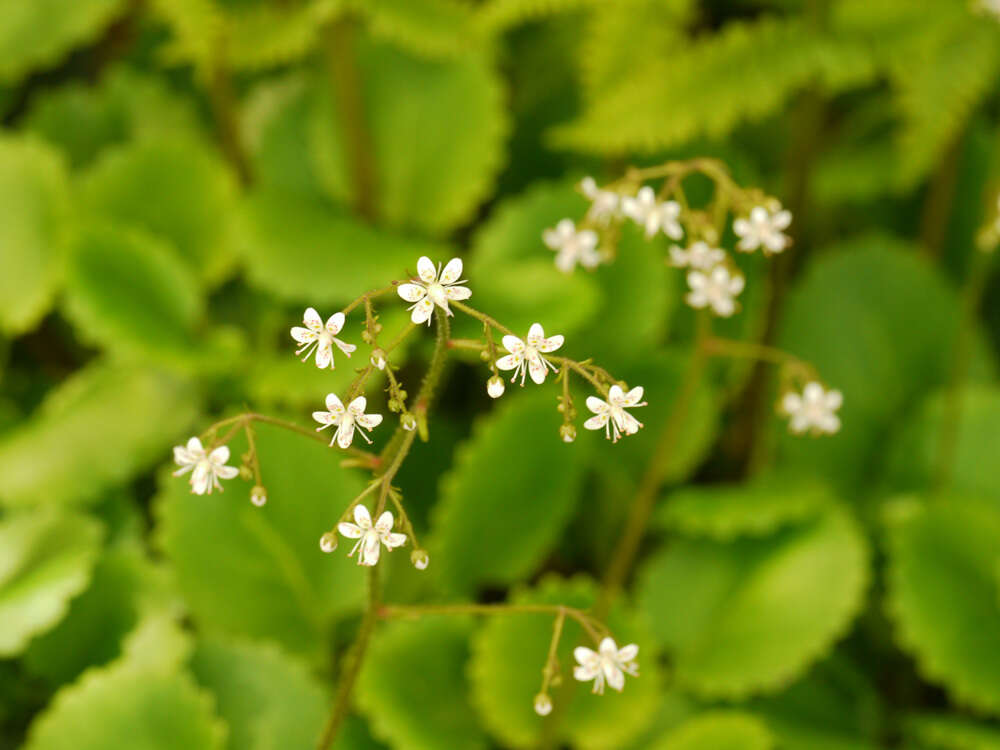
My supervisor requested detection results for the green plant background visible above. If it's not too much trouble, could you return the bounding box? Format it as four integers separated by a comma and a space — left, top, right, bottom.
2, 1, 1000, 749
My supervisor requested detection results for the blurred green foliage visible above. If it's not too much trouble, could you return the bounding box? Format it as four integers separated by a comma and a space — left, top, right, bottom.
1, 1, 1000, 749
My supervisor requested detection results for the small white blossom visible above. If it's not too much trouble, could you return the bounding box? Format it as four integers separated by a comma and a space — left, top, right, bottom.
560, 424, 576, 443
573, 637, 639, 695
543, 218, 600, 273
533, 693, 553, 716
580, 176, 620, 225
291, 308, 356, 369
733, 205, 792, 254
584, 385, 646, 443
669, 241, 726, 271
487, 374, 505, 399
496, 323, 564, 386
397, 256, 471, 325
250, 485, 267, 507
781, 382, 842, 435
337, 505, 406, 566
319, 532, 337, 553
313, 393, 383, 449
686, 266, 745, 317
621, 186, 683, 240
411, 549, 429, 570
173, 437, 239, 495
370, 348, 386, 370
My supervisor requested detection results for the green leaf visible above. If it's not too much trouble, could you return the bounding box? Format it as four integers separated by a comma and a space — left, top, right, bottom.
905, 714, 1000, 750
430, 391, 590, 594
356, 618, 488, 750
637, 504, 869, 698
309, 39, 507, 234
470, 576, 662, 749
237, 187, 450, 306
79, 137, 238, 281
63, 224, 204, 364
0, 135, 72, 335
885, 498, 1000, 713
0, 0, 126, 82
650, 711, 774, 750
361, 0, 483, 59
156, 421, 368, 658
189, 638, 327, 750
475, 0, 599, 31
0, 510, 103, 656
23, 663, 226, 750
0, 363, 199, 508
657, 477, 833, 541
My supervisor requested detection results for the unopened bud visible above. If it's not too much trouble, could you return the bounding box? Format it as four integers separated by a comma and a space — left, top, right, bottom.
319, 532, 337, 553
361, 329, 374, 344
560, 424, 576, 443
533, 693, 553, 716
479, 350, 490, 362
239, 465, 253, 480
401, 413, 417, 431
250, 486, 267, 507
411, 549, 429, 570
370, 348, 386, 370
487, 375, 505, 399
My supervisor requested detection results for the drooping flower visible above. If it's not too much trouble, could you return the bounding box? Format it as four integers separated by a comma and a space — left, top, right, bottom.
411, 549, 429, 570
533, 693, 553, 716
583, 385, 646, 443
685, 266, 745, 317
313, 393, 383, 449
733, 204, 792, 254
669, 241, 726, 271
580, 176, 620, 225
573, 637, 639, 695
397, 256, 471, 325
250, 485, 267, 507
173, 437, 239, 495
543, 218, 600, 273
291, 308, 356, 369
781, 382, 843, 435
621, 186, 683, 240
496, 323, 564, 386
337, 505, 407, 566
487, 374, 505, 399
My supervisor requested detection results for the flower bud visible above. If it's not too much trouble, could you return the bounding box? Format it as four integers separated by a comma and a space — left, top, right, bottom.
361, 329, 374, 344
239, 464, 253, 480
533, 693, 553, 716
370, 348, 386, 370
250, 486, 267, 507
411, 549, 429, 570
560, 424, 576, 443
319, 532, 337, 553
401, 413, 417, 431
479, 350, 490, 362
487, 375, 505, 399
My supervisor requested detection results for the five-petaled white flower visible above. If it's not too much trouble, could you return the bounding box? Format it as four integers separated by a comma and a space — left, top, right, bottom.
584, 385, 646, 443
313, 393, 383, 449
669, 241, 726, 271
291, 307, 356, 369
573, 637, 639, 695
621, 186, 683, 240
496, 323, 564, 386
580, 176, 620, 225
337, 505, 406, 566
734, 205, 792, 254
173, 437, 239, 495
397, 256, 471, 325
781, 382, 843, 435
543, 218, 600, 273
686, 266, 745, 317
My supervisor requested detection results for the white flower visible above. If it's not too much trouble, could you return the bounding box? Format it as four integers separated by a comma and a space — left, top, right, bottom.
250, 485, 267, 507
313, 393, 383, 449
580, 176, 620, 225
686, 266, 745, 317
573, 637, 639, 695
669, 241, 726, 271
487, 374, 505, 399
319, 532, 337, 553
543, 218, 600, 273
733, 205, 792, 254
533, 693, 553, 716
411, 549, 429, 570
781, 382, 843, 435
173, 437, 239, 495
291, 308, 356, 369
621, 186, 683, 240
337, 505, 406, 566
397, 256, 471, 325
584, 385, 646, 443
370, 348, 386, 370
496, 323, 564, 386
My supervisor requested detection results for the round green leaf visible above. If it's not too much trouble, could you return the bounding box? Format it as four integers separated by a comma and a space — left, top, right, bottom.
638, 504, 869, 698
0, 510, 103, 656
362, 0, 482, 59
63, 224, 204, 364
309, 39, 507, 234
189, 638, 327, 750
470, 576, 662, 749
651, 711, 774, 750
886, 498, 1000, 713
0, 363, 199, 508
356, 617, 488, 750
157, 421, 368, 658
0, 135, 71, 335
430, 391, 590, 594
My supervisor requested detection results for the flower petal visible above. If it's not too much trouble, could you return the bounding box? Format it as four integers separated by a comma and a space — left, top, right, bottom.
539, 334, 564, 353
574, 646, 597, 666
291, 326, 317, 344
303, 307, 323, 331
313, 410, 334, 426
444, 285, 471, 301
527, 354, 548, 384
209, 446, 230, 464
336, 421, 356, 449
585, 396, 609, 415
411, 298, 434, 325
384, 532, 407, 548
216, 465, 239, 480
501, 335, 525, 354
617, 643, 639, 662
527, 323, 545, 346
315, 340, 333, 369
325, 393, 345, 414
353, 504, 372, 528
417, 256, 437, 284
440, 257, 463, 285
375, 511, 394, 533
356, 413, 382, 429
334, 338, 356, 357
495, 354, 521, 371
186, 437, 204, 454
326, 312, 345, 335
338, 522, 362, 538
348, 396, 367, 416
397, 283, 426, 303
583, 414, 609, 431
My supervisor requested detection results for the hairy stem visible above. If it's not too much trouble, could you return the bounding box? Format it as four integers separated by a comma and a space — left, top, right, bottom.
380, 603, 605, 643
